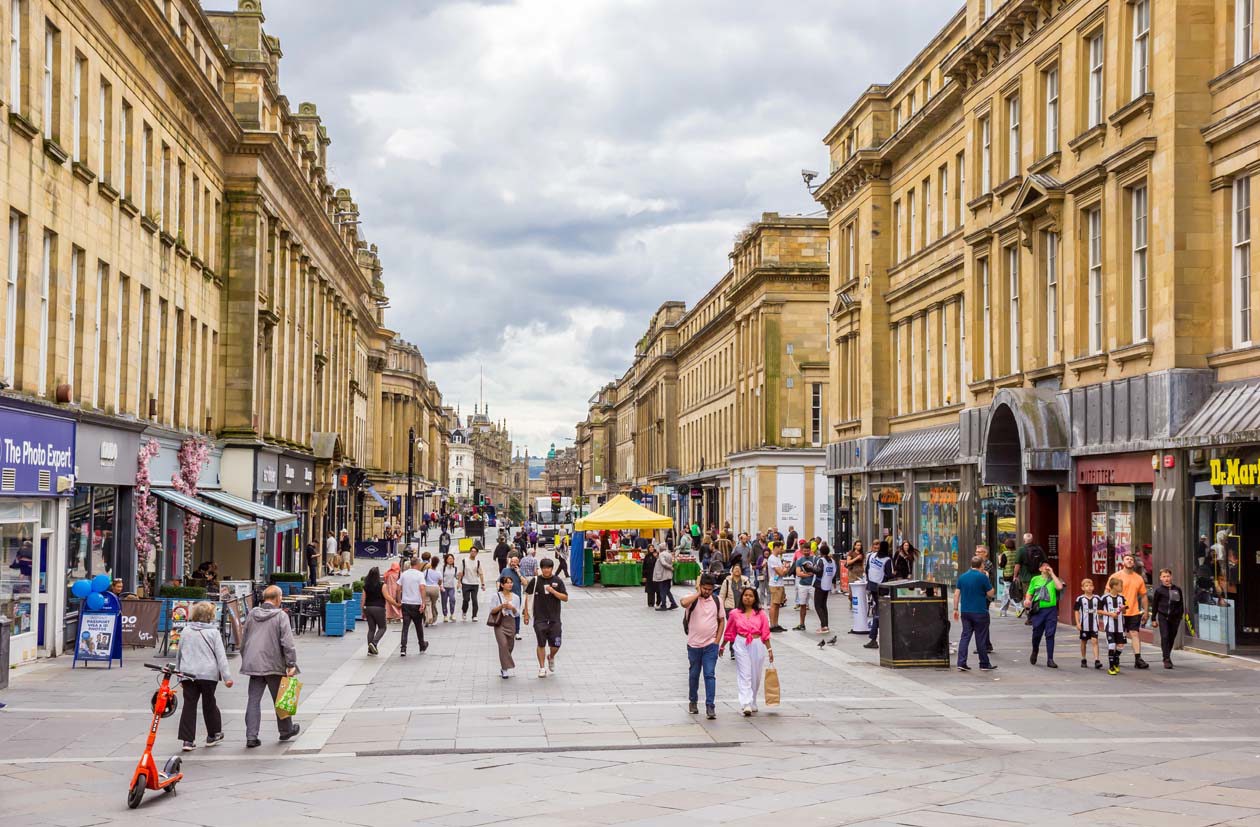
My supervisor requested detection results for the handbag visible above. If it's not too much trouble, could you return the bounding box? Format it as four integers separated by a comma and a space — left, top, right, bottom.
763, 665, 781, 706
275, 676, 302, 719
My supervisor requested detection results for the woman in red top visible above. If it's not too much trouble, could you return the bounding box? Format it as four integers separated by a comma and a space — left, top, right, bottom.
720, 586, 774, 716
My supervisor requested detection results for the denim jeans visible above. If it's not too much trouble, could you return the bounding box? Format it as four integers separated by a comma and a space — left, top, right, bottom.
957, 611, 992, 668
1031, 605, 1058, 660
687, 643, 719, 706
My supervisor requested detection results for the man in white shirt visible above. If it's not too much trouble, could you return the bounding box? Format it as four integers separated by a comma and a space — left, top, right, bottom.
398, 560, 428, 656
324, 531, 338, 577
460, 547, 486, 621
767, 543, 789, 632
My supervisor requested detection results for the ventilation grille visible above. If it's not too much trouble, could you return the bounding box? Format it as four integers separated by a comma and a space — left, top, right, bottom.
38, 469, 50, 492
1, 468, 14, 492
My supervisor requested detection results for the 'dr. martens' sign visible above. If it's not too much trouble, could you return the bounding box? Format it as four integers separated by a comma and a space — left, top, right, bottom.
1211, 458, 1260, 487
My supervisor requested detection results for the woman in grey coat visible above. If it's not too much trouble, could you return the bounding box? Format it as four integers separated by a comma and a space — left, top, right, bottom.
175, 601, 233, 751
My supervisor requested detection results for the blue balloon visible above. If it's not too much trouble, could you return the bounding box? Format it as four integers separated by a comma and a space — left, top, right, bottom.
71, 579, 92, 598
85, 592, 105, 611
91, 573, 112, 593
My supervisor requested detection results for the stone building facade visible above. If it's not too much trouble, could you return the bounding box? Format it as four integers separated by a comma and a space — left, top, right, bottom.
816, 0, 1260, 653
466, 406, 512, 511
543, 445, 579, 499
0, 0, 445, 662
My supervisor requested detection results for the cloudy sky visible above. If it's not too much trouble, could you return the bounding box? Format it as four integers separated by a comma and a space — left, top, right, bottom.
207, 0, 959, 456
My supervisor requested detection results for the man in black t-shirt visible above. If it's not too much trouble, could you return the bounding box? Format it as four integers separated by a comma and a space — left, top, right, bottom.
493, 539, 511, 573
524, 559, 569, 678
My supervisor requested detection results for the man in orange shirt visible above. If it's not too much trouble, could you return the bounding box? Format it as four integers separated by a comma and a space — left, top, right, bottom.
1116, 552, 1150, 669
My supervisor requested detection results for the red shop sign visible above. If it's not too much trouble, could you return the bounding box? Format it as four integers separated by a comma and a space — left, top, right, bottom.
1075, 453, 1155, 486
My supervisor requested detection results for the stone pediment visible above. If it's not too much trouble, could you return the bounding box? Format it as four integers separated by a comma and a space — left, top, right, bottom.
1012, 173, 1064, 248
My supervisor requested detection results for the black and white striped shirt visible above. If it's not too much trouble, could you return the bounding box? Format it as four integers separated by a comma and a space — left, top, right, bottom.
1075, 594, 1102, 634
1100, 594, 1127, 635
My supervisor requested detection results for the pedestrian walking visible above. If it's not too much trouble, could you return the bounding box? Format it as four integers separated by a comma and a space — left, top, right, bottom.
338, 530, 353, 575
324, 531, 339, 577
423, 559, 442, 625
1100, 576, 1128, 675
305, 542, 320, 586
892, 541, 917, 580
520, 547, 539, 578
720, 586, 773, 717
1074, 578, 1103, 670
383, 561, 403, 623
554, 533, 571, 579
175, 601, 232, 751
501, 555, 524, 638
494, 537, 511, 573
653, 544, 678, 610
813, 543, 837, 634
1014, 534, 1046, 624
998, 541, 1018, 615
398, 560, 429, 656
460, 547, 486, 621
1149, 568, 1185, 669
438, 528, 452, 558
643, 544, 659, 608
1025, 562, 1064, 668
239, 586, 300, 747
864, 541, 892, 649
682, 574, 725, 720
766, 543, 789, 632
952, 556, 996, 672
440, 553, 458, 622
844, 541, 866, 595
362, 566, 397, 656
791, 544, 817, 631
523, 559, 568, 677
489, 575, 522, 678
719, 562, 751, 612
1116, 552, 1151, 669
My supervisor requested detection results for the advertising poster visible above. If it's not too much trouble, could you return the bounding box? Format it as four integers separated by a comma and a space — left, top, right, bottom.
1113, 512, 1132, 571
75, 611, 119, 663
1091, 512, 1108, 575
119, 599, 160, 648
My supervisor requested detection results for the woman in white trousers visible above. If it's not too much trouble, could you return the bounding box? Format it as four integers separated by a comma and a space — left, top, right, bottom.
720, 585, 774, 715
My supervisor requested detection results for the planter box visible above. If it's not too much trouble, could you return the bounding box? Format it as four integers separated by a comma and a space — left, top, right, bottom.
324, 602, 346, 637
344, 597, 358, 631
351, 593, 363, 620
271, 580, 305, 596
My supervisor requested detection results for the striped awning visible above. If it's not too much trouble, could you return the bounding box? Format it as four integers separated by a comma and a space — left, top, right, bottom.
869, 426, 961, 471
1174, 379, 1260, 447
200, 489, 301, 532
151, 488, 259, 541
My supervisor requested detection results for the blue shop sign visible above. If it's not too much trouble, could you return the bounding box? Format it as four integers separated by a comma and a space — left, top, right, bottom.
0, 406, 76, 496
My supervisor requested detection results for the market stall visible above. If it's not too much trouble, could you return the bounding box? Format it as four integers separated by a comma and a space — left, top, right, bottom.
573, 495, 696, 586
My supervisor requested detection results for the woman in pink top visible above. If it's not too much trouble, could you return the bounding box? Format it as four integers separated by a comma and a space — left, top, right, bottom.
383, 561, 403, 623
720, 586, 775, 715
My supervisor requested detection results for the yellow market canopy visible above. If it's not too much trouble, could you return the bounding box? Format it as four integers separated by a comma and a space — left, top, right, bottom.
575, 494, 673, 531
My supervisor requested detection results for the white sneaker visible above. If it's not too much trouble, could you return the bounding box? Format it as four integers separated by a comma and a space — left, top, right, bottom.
547, 657, 556, 674
742, 706, 752, 717
515, 634, 522, 640
538, 667, 548, 678
461, 614, 467, 622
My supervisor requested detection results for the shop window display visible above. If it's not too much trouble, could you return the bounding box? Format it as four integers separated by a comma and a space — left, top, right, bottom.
1, 522, 38, 635
67, 486, 118, 614
1193, 500, 1249, 648
916, 483, 960, 583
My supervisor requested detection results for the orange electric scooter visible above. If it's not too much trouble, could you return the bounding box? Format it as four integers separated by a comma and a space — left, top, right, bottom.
127, 663, 188, 809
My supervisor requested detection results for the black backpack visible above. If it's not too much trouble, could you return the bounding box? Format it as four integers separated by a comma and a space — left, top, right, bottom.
1025, 544, 1047, 573
683, 593, 722, 635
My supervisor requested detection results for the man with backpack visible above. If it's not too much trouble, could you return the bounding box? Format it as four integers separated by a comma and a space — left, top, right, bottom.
459, 546, 486, 621
680, 574, 725, 720
1014, 534, 1047, 626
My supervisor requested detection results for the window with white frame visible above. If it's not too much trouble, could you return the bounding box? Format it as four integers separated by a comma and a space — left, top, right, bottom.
4, 213, 19, 383
42, 22, 56, 138
893, 200, 902, 262
980, 115, 991, 193
1045, 67, 1059, 153
908, 190, 917, 253
98, 79, 110, 180
1045, 230, 1059, 358
940, 304, 949, 404
1088, 31, 1105, 128
959, 294, 967, 393
1007, 96, 1020, 177
92, 262, 104, 407
1238, 0, 1254, 66
894, 323, 903, 415
981, 258, 992, 378
1131, 185, 1149, 341
1132, 0, 1150, 98
37, 230, 50, 395
845, 220, 856, 280
113, 275, 123, 411
72, 54, 85, 161
1007, 245, 1020, 373
9, 0, 21, 113
810, 383, 822, 446
68, 247, 79, 394
1234, 176, 1252, 347
1088, 207, 1104, 354
925, 312, 934, 409
939, 164, 950, 235
923, 178, 932, 246
956, 151, 966, 225
909, 319, 918, 411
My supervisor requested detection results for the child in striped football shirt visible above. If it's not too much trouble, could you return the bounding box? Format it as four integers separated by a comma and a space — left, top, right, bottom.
1074, 578, 1103, 670
1099, 576, 1128, 676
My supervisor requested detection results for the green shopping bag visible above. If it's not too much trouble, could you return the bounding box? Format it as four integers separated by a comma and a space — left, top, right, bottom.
275, 676, 302, 719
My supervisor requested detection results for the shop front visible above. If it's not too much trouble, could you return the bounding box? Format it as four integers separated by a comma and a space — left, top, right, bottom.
66, 417, 142, 641
279, 455, 315, 571
1074, 454, 1156, 591
0, 400, 76, 663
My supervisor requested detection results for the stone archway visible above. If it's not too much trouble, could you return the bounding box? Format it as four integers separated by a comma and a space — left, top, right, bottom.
980, 388, 1070, 487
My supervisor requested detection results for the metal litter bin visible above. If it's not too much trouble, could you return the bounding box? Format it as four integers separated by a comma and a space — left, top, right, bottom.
0, 615, 10, 690
876, 579, 950, 668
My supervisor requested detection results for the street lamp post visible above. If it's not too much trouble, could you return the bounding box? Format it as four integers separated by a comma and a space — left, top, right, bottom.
407, 426, 415, 540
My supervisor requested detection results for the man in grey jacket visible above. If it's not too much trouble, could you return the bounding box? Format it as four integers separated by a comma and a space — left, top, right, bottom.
239, 585, 300, 747
653, 544, 678, 611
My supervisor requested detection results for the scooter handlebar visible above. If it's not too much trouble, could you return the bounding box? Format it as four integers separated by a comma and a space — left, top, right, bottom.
143, 662, 188, 679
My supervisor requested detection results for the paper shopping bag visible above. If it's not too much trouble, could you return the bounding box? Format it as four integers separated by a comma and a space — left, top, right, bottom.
763, 666, 781, 706
275, 676, 303, 719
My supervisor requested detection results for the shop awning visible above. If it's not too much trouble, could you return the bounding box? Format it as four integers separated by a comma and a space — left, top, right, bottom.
366, 485, 388, 508
869, 426, 960, 471
151, 488, 259, 541
200, 489, 301, 532
1173, 379, 1260, 447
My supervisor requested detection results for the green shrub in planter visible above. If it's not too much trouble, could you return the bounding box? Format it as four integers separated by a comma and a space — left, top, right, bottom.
329, 588, 345, 603
268, 572, 306, 583
160, 585, 210, 599
352, 579, 364, 593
